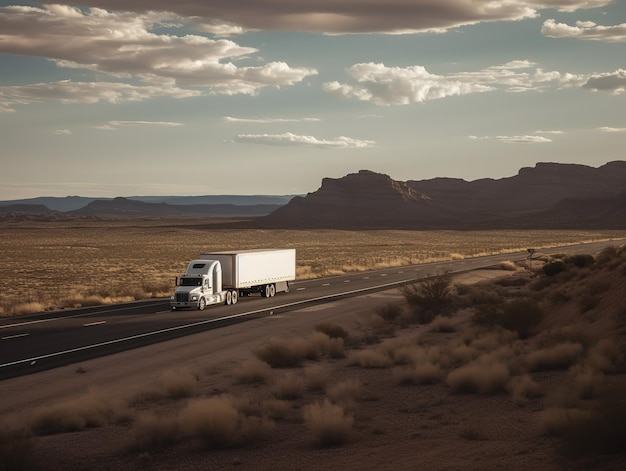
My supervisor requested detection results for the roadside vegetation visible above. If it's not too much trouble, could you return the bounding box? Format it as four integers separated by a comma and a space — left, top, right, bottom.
2, 244, 625, 470
0, 219, 623, 316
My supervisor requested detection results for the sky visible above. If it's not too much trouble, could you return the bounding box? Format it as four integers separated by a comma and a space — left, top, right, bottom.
1, 1, 625, 199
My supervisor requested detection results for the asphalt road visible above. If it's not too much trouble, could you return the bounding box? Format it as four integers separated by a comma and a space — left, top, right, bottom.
1, 238, 624, 380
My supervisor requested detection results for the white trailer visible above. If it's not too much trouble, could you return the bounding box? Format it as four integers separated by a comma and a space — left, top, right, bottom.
170, 249, 296, 311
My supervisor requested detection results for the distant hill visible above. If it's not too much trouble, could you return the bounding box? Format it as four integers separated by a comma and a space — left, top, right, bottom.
70, 197, 282, 218
0, 195, 297, 212
252, 162, 626, 229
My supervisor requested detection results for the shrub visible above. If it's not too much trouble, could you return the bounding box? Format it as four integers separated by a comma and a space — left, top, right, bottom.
472, 298, 543, 339
29, 395, 111, 435
538, 408, 591, 436
178, 396, 274, 448
129, 414, 180, 452
447, 356, 510, 394
272, 373, 305, 400
401, 273, 454, 324
303, 400, 353, 447
233, 359, 273, 384
326, 379, 363, 408
566, 254, 594, 268
305, 365, 330, 392
429, 316, 456, 333
374, 303, 404, 323
506, 375, 542, 404
314, 322, 349, 340
526, 342, 583, 372
254, 338, 311, 368
543, 261, 566, 277
158, 369, 198, 399
308, 331, 345, 359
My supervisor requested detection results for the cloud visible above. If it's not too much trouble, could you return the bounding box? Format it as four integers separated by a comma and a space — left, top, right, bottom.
96, 120, 185, 130
54, 129, 72, 135
0, 80, 200, 112
0, 4, 316, 97
535, 130, 565, 134
469, 135, 553, 144
598, 126, 626, 132
542, 19, 626, 42
224, 117, 321, 123
234, 132, 375, 148
45, 1, 612, 34
584, 69, 626, 94
323, 61, 588, 105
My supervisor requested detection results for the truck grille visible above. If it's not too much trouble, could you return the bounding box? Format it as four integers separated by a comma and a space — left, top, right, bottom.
175, 292, 189, 303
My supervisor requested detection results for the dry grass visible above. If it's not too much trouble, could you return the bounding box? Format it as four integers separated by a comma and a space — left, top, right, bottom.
1, 220, 621, 316
525, 342, 583, 372
446, 355, 510, 394
303, 400, 354, 447
233, 359, 274, 384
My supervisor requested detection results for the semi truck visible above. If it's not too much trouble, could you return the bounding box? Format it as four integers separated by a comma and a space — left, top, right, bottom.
170, 248, 296, 310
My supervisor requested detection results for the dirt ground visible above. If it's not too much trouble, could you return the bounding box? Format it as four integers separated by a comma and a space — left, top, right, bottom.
2, 268, 625, 471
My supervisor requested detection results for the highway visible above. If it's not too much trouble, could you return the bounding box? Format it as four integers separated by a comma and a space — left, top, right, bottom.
1, 238, 624, 380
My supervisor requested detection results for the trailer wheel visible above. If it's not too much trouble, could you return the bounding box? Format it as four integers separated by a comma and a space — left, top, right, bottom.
231, 290, 238, 305
263, 284, 270, 298
269, 284, 276, 297
198, 297, 206, 311
225, 290, 233, 305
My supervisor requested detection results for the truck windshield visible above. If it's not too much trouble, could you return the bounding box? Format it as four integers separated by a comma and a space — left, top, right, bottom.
180, 277, 202, 286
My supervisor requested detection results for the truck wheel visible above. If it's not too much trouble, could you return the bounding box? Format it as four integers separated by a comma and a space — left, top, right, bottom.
225, 290, 232, 305
198, 297, 206, 311
263, 284, 271, 298
231, 290, 238, 305
269, 284, 276, 297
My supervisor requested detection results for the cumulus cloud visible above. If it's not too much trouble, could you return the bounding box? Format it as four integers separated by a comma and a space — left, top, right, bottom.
584, 69, 626, 94
54, 129, 72, 135
0, 80, 200, 112
46, 1, 612, 34
324, 61, 588, 105
96, 120, 185, 130
535, 130, 565, 134
542, 19, 626, 42
224, 117, 321, 123
234, 132, 375, 148
0, 4, 316, 98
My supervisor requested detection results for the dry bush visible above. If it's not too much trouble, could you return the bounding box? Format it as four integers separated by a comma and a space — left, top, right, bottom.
233, 359, 273, 384
129, 414, 180, 452
401, 273, 454, 324
440, 343, 480, 369
178, 396, 274, 448
158, 368, 198, 399
305, 365, 330, 392
568, 365, 605, 400
506, 374, 542, 404
314, 322, 349, 340
430, 316, 456, 333
374, 303, 404, 323
472, 298, 543, 339
498, 261, 519, 271
303, 400, 354, 447
585, 338, 625, 373
326, 379, 363, 408
7, 301, 46, 316
538, 407, 592, 436
469, 329, 518, 352
308, 331, 345, 359
29, 394, 112, 435
447, 355, 510, 394
347, 349, 392, 368
254, 337, 312, 368
526, 342, 583, 372
392, 363, 444, 385
272, 373, 305, 400
0, 422, 33, 471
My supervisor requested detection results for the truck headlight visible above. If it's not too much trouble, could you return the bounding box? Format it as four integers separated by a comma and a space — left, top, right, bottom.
191, 295, 198, 301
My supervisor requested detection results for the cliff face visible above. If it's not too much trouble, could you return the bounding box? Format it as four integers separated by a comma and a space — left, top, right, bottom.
255, 162, 626, 229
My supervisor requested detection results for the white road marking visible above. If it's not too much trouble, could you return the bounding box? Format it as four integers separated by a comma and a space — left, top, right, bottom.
297, 287, 306, 291
322, 283, 330, 286
2, 333, 30, 340
344, 280, 350, 283
380, 273, 387, 277
83, 321, 106, 327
